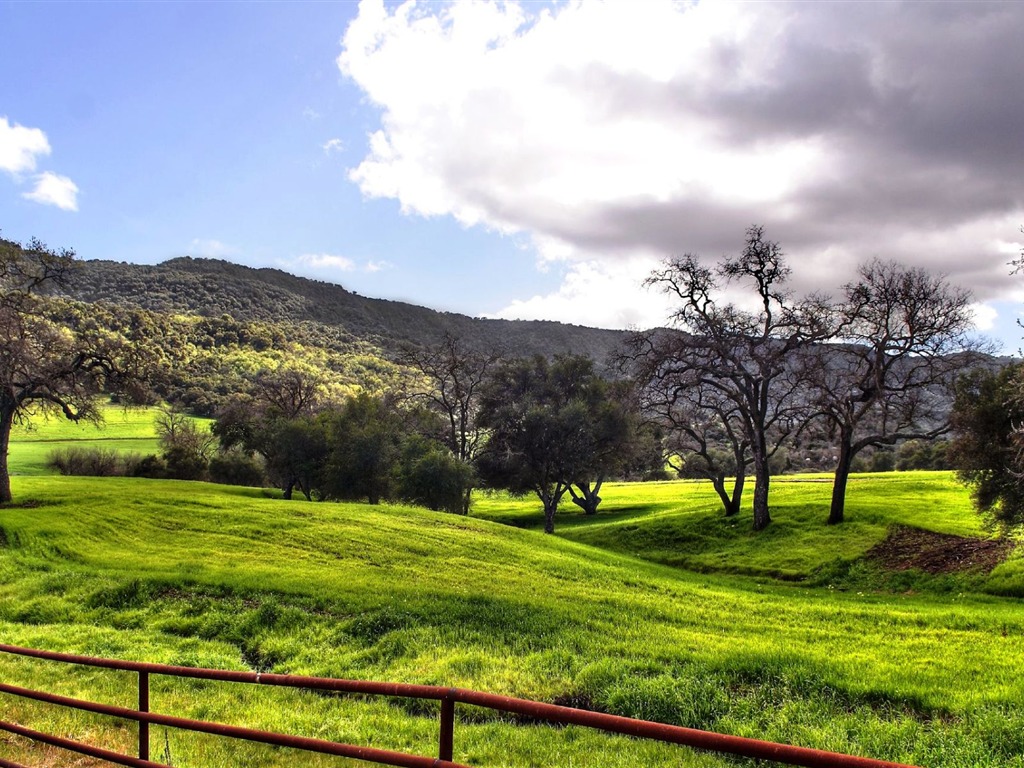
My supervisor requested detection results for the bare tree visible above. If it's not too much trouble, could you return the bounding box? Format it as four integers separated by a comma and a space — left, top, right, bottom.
638, 365, 750, 516
252, 367, 322, 420
156, 407, 217, 470
0, 236, 141, 503
213, 366, 324, 500
398, 333, 499, 514
630, 226, 835, 531
808, 260, 976, 524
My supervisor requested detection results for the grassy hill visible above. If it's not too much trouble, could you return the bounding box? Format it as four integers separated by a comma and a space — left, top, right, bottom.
8, 403, 208, 476
474, 474, 1024, 595
3, 414, 1023, 767
1, 468, 1023, 767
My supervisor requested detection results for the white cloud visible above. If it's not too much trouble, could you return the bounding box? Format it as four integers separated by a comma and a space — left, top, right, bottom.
2, 116, 80, 211
0, 116, 51, 175
492, 256, 674, 330
322, 138, 345, 154
970, 302, 998, 332
339, 0, 1024, 331
290, 253, 392, 274
296, 252, 357, 271
189, 238, 239, 258
22, 172, 78, 211
365, 259, 392, 273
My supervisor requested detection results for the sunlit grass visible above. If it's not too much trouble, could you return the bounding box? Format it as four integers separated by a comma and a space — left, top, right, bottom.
1, 474, 1023, 766
8, 401, 209, 475
473, 472, 997, 584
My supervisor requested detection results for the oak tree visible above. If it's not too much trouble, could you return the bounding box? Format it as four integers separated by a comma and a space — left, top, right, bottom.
0, 236, 141, 503
632, 226, 834, 530
476, 355, 633, 533
808, 260, 974, 524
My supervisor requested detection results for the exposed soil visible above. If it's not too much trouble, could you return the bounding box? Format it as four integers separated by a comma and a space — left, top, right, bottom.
867, 526, 1015, 575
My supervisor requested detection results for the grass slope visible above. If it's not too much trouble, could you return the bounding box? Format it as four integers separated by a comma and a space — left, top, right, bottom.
474, 473, 1024, 593
8, 403, 206, 476
1, 476, 1023, 767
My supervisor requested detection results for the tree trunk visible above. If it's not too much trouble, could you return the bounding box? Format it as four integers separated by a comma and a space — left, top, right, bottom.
828, 434, 855, 525
461, 486, 471, 516
751, 451, 771, 531
0, 406, 13, 504
569, 478, 603, 515
710, 473, 732, 515
727, 473, 745, 517
711, 472, 744, 516
538, 482, 567, 534
543, 495, 557, 533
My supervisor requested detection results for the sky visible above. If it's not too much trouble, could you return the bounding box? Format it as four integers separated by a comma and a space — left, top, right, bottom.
1, 0, 1023, 351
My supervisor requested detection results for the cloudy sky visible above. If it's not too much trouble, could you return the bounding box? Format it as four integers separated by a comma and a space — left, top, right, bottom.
2, 0, 1023, 349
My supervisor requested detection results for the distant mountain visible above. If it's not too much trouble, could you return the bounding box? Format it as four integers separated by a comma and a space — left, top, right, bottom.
67, 257, 631, 365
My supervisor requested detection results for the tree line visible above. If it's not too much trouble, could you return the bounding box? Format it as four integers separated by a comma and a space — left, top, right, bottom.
0, 228, 994, 534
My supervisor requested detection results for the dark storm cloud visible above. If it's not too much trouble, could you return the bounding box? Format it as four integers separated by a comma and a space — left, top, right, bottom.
578, 1, 1024, 295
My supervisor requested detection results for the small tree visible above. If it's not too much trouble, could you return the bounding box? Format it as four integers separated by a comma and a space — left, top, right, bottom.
949, 362, 1024, 529
0, 236, 140, 502
156, 407, 217, 480
213, 366, 324, 499
398, 435, 474, 514
397, 333, 498, 514
477, 355, 634, 533
320, 393, 404, 505
807, 260, 975, 524
565, 377, 648, 516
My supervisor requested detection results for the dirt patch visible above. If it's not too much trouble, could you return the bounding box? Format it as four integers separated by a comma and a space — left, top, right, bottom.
867, 526, 1015, 575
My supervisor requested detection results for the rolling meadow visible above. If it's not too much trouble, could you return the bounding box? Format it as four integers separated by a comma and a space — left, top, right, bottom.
1, 407, 1023, 767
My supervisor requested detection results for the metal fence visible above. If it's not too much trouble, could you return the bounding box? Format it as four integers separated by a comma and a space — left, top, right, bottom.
0, 643, 919, 768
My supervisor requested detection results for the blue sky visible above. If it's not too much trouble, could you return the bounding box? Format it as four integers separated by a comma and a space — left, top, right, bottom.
2, 1, 1023, 351
0, 1, 554, 313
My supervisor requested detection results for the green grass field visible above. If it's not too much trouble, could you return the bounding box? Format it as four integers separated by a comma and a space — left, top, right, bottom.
8, 403, 205, 476
2, 415, 1023, 767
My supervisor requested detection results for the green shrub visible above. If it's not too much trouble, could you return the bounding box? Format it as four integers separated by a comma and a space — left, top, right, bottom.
208, 449, 266, 487
132, 454, 168, 478
47, 446, 122, 476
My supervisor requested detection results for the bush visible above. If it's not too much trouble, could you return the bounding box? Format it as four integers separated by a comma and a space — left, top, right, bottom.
398, 441, 473, 514
163, 445, 208, 481
209, 449, 266, 487
896, 439, 950, 471
132, 454, 168, 479
870, 450, 896, 472
47, 447, 123, 476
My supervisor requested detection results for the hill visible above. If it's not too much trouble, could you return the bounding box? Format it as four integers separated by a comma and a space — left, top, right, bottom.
66, 257, 629, 363
1, 474, 1022, 767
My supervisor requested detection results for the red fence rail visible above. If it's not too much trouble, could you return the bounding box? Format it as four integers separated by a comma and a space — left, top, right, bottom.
0, 643, 920, 768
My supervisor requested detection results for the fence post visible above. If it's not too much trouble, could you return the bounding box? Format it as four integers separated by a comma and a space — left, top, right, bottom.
438, 691, 455, 762
138, 670, 149, 761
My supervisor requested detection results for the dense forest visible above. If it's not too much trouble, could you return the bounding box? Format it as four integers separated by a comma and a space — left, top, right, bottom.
64, 257, 628, 363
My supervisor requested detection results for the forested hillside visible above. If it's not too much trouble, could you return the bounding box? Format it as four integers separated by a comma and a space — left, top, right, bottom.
67, 257, 628, 363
